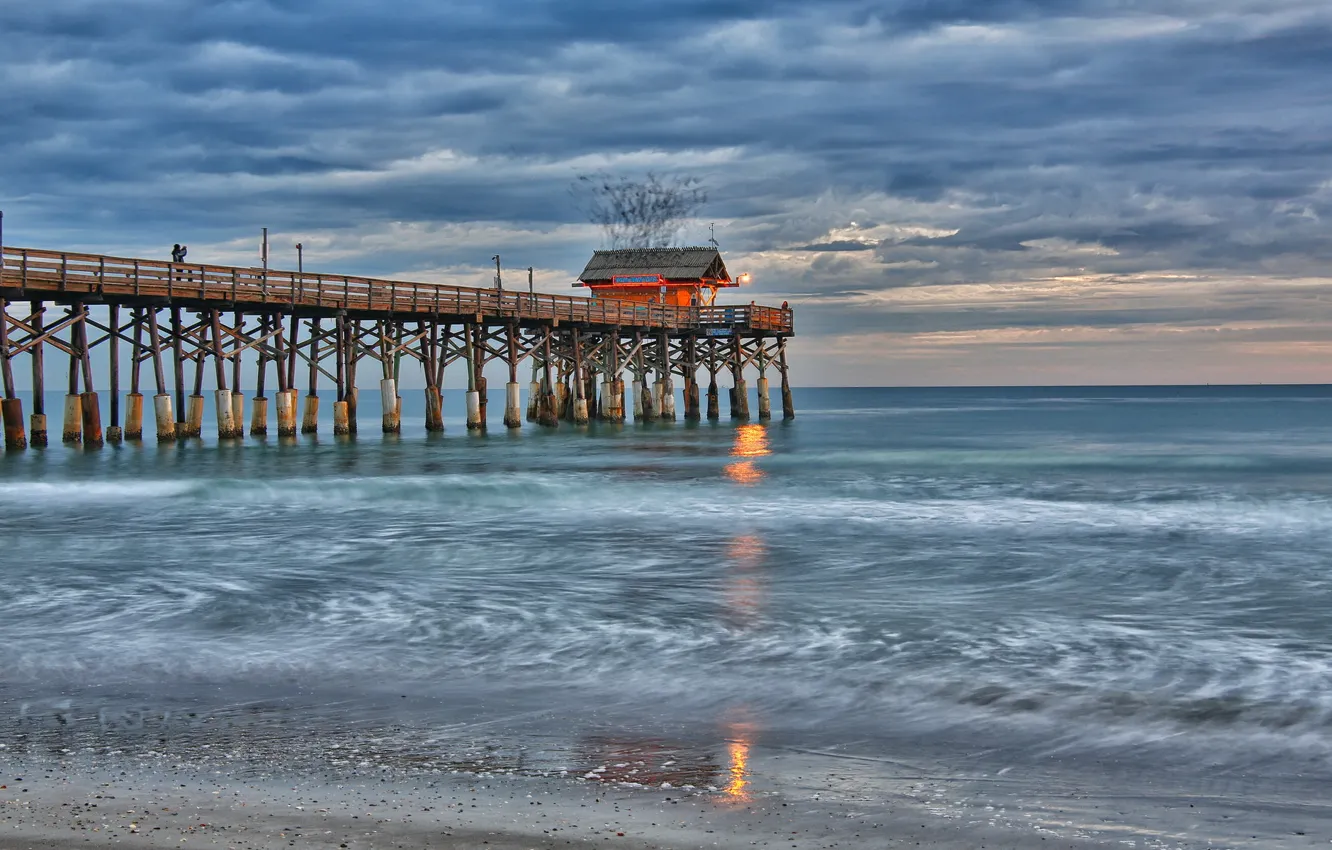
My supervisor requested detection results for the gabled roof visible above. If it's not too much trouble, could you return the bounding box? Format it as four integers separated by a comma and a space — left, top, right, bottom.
579, 247, 729, 284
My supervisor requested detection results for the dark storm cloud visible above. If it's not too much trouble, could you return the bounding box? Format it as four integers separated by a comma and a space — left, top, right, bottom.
3, 0, 1331, 348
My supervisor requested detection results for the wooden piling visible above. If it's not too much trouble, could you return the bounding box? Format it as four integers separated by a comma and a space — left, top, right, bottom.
302, 318, 320, 434
503, 324, 522, 429
537, 331, 558, 428
125, 306, 144, 440
77, 305, 103, 446
209, 311, 238, 439
730, 336, 750, 421
778, 338, 795, 420
756, 347, 772, 422
62, 307, 82, 443
707, 371, 720, 421
146, 309, 175, 442
0, 298, 26, 450
571, 328, 589, 425
29, 302, 47, 446
471, 326, 487, 431
107, 304, 122, 442
424, 322, 443, 433
171, 307, 187, 437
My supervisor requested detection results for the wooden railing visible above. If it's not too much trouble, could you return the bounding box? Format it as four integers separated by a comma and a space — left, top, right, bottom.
0, 247, 794, 335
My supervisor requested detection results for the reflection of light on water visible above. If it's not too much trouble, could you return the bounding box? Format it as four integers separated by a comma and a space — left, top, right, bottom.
724, 736, 751, 802
723, 534, 766, 629
724, 425, 770, 486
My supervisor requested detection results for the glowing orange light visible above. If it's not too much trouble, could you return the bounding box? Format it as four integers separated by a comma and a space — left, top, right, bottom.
719, 714, 757, 804
724, 425, 770, 486
724, 738, 750, 801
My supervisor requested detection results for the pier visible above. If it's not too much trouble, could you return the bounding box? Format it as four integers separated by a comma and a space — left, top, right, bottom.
0, 246, 795, 449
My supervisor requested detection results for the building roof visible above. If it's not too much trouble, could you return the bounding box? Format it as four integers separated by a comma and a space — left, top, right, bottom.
579, 247, 729, 284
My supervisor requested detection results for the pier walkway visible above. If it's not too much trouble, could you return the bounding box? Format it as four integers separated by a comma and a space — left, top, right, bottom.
0, 246, 795, 449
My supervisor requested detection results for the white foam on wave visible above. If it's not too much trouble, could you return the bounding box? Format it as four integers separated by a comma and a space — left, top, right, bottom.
0, 479, 198, 504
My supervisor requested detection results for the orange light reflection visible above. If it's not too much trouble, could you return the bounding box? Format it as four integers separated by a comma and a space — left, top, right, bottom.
724, 425, 770, 486
720, 719, 756, 804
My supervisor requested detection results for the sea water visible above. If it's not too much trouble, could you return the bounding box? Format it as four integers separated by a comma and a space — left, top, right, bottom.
3, 386, 1331, 839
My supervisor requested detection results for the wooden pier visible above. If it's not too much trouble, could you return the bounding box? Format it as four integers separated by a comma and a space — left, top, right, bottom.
0, 247, 795, 449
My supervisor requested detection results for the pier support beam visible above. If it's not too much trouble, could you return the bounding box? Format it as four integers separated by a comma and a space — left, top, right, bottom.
125, 307, 144, 440
379, 378, 399, 433
78, 306, 103, 446
106, 304, 122, 443
778, 338, 795, 420
125, 393, 143, 441
333, 399, 351, 435
62, 393, 82, 444
146, 309, 174, 443
730, 337, 749, 421
29, 302, 47, 446
302, 318, 320, 434
571, 329, 589, 426
465, 323, 483, 431
707, 372, 720, 421
756, 348, 772, 422
425, 386, 443, 433
503, 325, 522, 429
277, 390, 297, 437
0, 298, 26, 450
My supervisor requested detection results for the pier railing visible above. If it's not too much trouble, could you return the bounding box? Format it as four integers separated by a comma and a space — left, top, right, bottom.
0, 247, 794, 335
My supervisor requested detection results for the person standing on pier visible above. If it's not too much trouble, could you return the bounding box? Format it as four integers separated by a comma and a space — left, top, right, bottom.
171, 244, 187, 263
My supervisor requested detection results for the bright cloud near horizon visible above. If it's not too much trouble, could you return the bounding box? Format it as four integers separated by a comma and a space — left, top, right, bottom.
3, 0, 1332, 386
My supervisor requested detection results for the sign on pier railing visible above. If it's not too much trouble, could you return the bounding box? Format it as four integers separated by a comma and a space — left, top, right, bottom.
0, 247, 794, 335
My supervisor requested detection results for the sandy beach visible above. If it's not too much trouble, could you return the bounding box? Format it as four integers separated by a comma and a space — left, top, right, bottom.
0, 758, 1217, 850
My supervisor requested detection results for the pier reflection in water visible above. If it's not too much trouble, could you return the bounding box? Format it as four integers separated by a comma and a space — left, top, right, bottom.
724, 424, 770, 486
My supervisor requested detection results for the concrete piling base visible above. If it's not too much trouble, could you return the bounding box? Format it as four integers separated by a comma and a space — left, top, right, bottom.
757, 377, 772, 421
660, 377, 676, 421
333, 401, 351, 435
731, 380, 750, 421
250, 396, 269, 436
650, 380, 664, 419
30, 413, 47, 447
215, 390, 238, 439
526, 381, 540, 422
538, 392, 560, 428
782, 378, 795, 420
276, 390, 297, 437
466, 390, 482, 430
185, 394, 205, 438
503, 382, 522, 429
380, 378, 400, 433
62, 394, 83, 443
231, 392, 245, 437
425, 387, 444, 432
573, 397, 589, 425
106, 425, 123, 443
2, 398, 27, 450
685, 379, 700, 421
301, 394, 319, 434
631, 382, 643, 421
347, 387, 359, 433
125, 392, 144, 440
616, 379, 626, 423
707, 380, 720, 421
599, 381, 614, 421
153, 394, 175, 442
80, 392, 103, 446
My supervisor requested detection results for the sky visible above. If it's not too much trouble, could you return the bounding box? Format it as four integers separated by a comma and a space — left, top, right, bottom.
3, 0, 1331, 386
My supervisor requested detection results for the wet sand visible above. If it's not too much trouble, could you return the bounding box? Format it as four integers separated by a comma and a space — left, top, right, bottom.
0, 764, 1176, 850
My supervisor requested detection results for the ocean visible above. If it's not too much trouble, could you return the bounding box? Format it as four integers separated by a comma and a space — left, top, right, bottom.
3, 385, 1331, 845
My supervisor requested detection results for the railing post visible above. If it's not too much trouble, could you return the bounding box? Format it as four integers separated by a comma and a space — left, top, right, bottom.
133, 259, 140, 296
60, 254, 67, 292
232, 269, 238, 302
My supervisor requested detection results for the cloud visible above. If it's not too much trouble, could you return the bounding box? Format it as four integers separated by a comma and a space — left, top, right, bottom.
3, 0, 1332, 383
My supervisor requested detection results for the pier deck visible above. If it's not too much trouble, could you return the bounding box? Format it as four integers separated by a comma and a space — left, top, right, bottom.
0, 246, 795, 449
